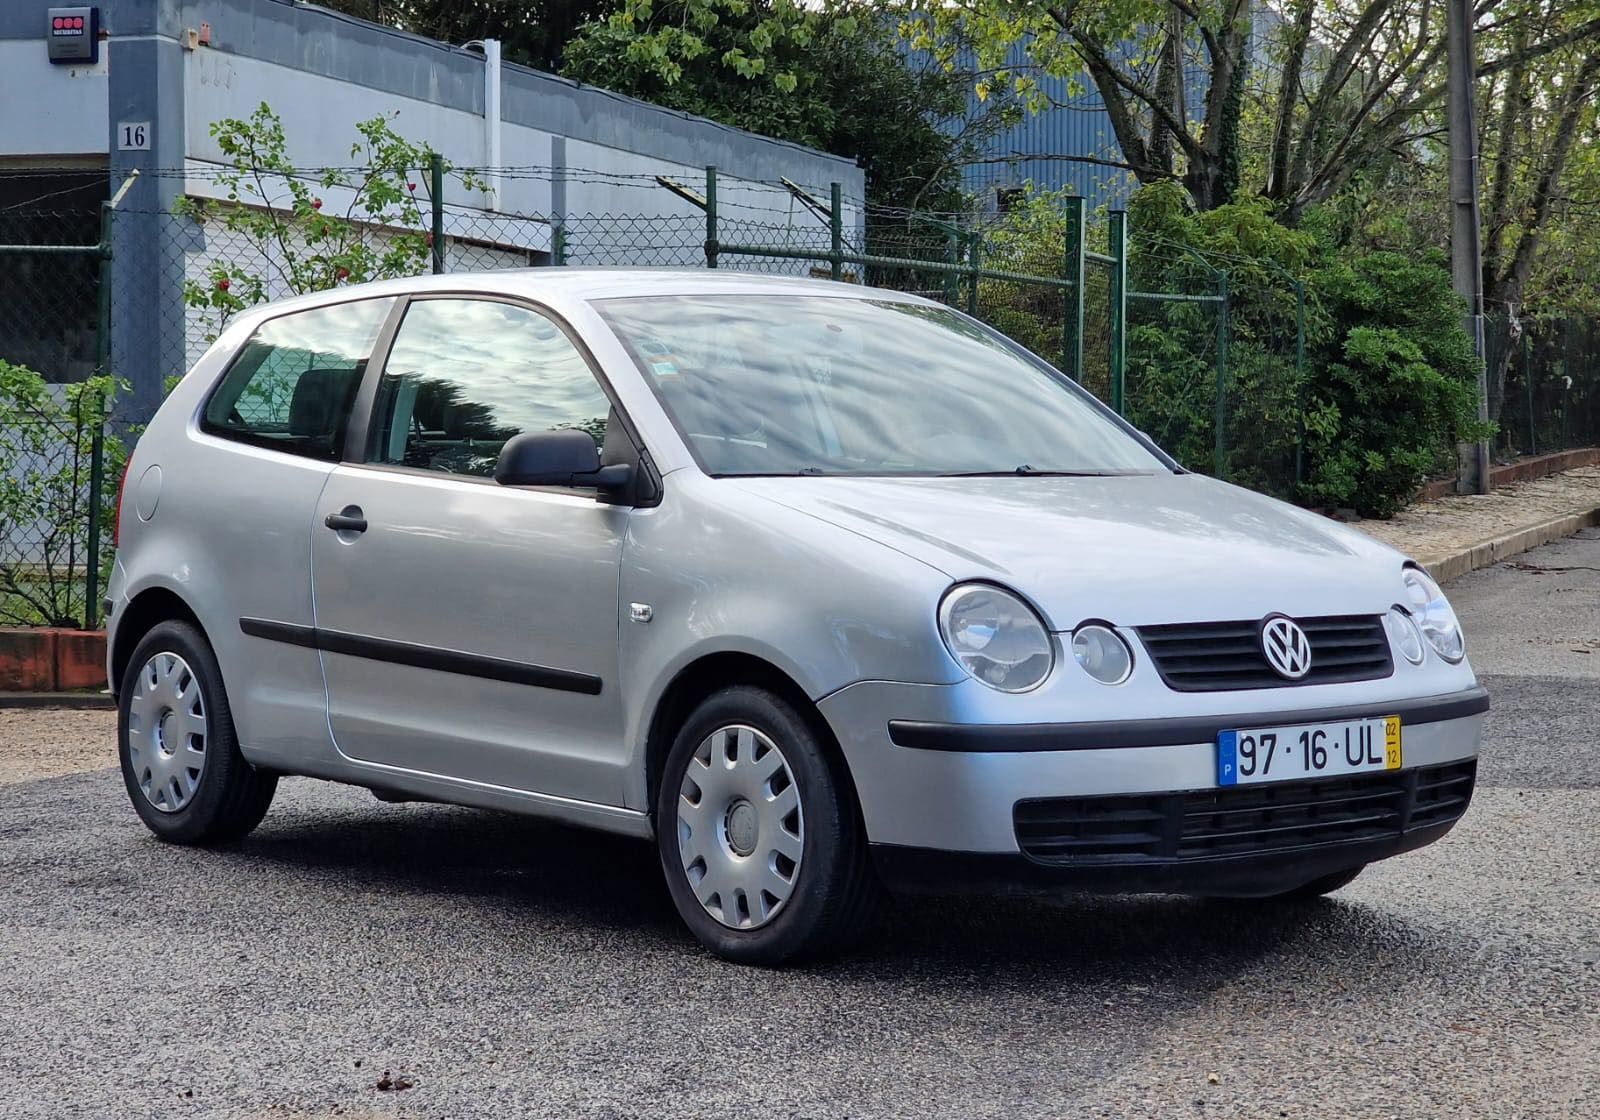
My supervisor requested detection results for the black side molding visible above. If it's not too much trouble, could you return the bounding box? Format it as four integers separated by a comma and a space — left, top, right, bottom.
888, 686, 1490, 753
239, 618, 602, 696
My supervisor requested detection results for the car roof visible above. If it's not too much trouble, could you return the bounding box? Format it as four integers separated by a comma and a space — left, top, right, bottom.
237, 268, 938, 321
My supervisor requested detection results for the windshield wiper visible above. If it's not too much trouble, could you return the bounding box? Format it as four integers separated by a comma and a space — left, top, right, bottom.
939, 466, 1121, 477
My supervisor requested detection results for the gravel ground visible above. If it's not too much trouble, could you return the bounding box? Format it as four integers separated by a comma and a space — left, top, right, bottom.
0, 707, 115, 785
1356, 465, 1600, 561
0, 534, 1596, 1119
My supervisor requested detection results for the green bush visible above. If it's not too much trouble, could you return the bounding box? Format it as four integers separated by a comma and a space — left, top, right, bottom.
0, 361, 124, 627
972, 182, 1485, 517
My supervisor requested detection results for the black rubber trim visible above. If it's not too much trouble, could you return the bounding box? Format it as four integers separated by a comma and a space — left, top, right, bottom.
238, 618, 602, 695
870, 817, 1462, 898
886, 686, 1489, 752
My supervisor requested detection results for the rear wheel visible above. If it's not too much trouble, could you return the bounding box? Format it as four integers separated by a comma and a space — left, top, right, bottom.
656, 686, 879, 965
118, 620, 276, 844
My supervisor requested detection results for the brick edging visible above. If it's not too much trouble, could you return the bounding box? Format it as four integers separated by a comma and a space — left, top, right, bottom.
1417, 448, 1600, 503
0, 691, 115, 710
0, 629, 107, 693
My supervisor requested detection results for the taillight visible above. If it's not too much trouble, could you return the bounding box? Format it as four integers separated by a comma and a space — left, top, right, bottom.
113, 459, 133, 548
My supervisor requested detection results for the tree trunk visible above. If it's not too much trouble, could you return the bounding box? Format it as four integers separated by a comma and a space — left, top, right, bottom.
1266, 0, 1314, 202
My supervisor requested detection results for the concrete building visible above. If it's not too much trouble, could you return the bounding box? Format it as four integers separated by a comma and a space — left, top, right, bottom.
0, 0, 865, 420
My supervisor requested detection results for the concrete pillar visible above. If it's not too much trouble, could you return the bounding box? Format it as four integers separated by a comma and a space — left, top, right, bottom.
106, 0, 189, 423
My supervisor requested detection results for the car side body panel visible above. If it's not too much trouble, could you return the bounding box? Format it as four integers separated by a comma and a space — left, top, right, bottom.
614, 470, 961, 811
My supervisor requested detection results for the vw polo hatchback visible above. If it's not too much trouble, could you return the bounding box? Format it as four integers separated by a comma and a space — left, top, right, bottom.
108, 270, 1487, 964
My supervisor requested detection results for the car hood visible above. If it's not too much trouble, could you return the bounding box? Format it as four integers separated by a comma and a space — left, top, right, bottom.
730, 473, 1408, 629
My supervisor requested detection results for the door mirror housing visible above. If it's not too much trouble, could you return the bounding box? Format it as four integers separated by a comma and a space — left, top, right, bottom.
494, 429, 633, 492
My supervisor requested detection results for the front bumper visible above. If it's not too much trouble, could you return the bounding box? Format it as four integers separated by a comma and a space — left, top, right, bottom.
871, 809, 1464, 898
819, 682, 1487, 885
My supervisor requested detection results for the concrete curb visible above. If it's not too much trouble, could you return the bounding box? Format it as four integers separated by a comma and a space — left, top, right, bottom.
0, 691, 114, 710
1413, 506, 1600, 584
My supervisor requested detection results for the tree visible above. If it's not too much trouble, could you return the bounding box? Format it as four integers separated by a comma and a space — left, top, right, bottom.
562, 1, 998, 213
175, 104, 481, 339
895, 0, 1600, 218
1475, 2, 1600, 417
319, 1, 616, 72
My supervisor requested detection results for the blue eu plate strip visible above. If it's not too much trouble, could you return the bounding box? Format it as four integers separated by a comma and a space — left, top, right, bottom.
1216, 730, 1239, 786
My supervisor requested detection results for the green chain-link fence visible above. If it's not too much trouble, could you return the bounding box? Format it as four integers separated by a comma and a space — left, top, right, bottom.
20, 160, 1600, 632
0, 206, 118, 630
1489, 311, 1600, 459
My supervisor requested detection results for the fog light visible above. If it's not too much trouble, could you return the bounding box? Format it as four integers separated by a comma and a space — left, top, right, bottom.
1072, 624, 1133, 685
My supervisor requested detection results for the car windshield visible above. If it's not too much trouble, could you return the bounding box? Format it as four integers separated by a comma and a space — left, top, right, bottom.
595, 294, 1170, 478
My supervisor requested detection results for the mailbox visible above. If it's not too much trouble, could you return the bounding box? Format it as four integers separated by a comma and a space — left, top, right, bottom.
47, 7, 99, 65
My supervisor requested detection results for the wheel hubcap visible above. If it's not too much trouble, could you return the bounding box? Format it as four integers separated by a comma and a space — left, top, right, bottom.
677, 725, 804, 930
126, 652, 208, 813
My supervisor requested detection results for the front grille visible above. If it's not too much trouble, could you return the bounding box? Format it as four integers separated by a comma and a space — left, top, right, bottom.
1014, 760, 1476, 866
1137, 615, 1394, 692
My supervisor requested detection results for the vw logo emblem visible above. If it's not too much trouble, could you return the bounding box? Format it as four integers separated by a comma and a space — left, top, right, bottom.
1260, 615, 1313, 680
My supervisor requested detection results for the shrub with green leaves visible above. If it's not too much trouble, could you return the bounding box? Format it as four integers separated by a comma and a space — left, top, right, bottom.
0, 361, 125, 627
976, 181, 1486, 517
175, 103, 481, 341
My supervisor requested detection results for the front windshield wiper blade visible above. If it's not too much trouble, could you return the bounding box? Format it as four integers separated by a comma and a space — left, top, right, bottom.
939, 466, 1123, 477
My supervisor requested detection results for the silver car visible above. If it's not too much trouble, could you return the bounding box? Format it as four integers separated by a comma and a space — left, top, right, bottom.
107, 271, 1487, 963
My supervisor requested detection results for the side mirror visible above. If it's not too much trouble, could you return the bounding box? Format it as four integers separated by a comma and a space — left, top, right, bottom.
494, 429, 633, 492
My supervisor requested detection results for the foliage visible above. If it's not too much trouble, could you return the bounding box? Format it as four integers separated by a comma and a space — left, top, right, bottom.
321, 1, 618, 73
174, 104, 481, 340
562, 2, 996, 214
1137, 184, 1485, 516
976, 181, 1484, 516
886, 0, 1600, 221
0, 362, 125, 627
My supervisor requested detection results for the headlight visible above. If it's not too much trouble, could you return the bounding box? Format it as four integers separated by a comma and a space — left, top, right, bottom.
1072, 623, 1133, 684
1401, 567, 1465, 662
1384, 606, 1425, 665
938, 583, 1054, 692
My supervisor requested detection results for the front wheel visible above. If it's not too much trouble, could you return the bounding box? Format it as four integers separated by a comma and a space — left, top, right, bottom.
118, 620, 277, 844
656, 686, 879, 965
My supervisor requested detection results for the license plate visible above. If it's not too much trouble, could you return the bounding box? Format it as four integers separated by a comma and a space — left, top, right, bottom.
1217, 716, 1400, 786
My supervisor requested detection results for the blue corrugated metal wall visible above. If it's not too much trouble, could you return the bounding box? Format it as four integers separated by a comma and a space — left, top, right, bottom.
945, 40, 1139, 212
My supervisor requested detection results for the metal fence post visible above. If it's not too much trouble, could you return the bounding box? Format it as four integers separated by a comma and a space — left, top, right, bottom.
430, 153, 445, 274
829, 182, 843, 282
1293, 278, 1306, 488
84, 201, 114, 630
1214, 270, 1231, 479
1062, 196, 1085, 382
552, 224, 567, 267
1108, 210, 1128, 414
944, 229, 960, 305
965, 231, 980, 316
704, 166, 719, 269
1524, 324, 1535, 454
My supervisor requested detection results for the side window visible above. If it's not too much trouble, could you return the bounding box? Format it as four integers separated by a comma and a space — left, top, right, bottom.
202, 297, 394, 461
367, 299, 613, 478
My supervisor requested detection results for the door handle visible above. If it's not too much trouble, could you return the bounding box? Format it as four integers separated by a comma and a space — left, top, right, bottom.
324, 507, 367, 534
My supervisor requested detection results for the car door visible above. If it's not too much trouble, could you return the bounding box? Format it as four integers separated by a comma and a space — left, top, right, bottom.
310, 295, 633, 806
192, 295, 396, 765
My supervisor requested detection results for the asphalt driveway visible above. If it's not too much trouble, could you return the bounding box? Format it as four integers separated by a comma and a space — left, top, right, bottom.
1, 532, 1596, 1119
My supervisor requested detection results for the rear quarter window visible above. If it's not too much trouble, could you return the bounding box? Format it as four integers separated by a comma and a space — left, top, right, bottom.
202, 297, 394, 461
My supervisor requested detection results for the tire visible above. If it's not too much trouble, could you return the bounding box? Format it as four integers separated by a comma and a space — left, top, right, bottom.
117, 620, 277, 845
656, 685, 880, 965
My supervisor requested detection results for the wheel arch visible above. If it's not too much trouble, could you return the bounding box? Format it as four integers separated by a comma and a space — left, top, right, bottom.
110, 586, 206, 697
642, 651, 861, 824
